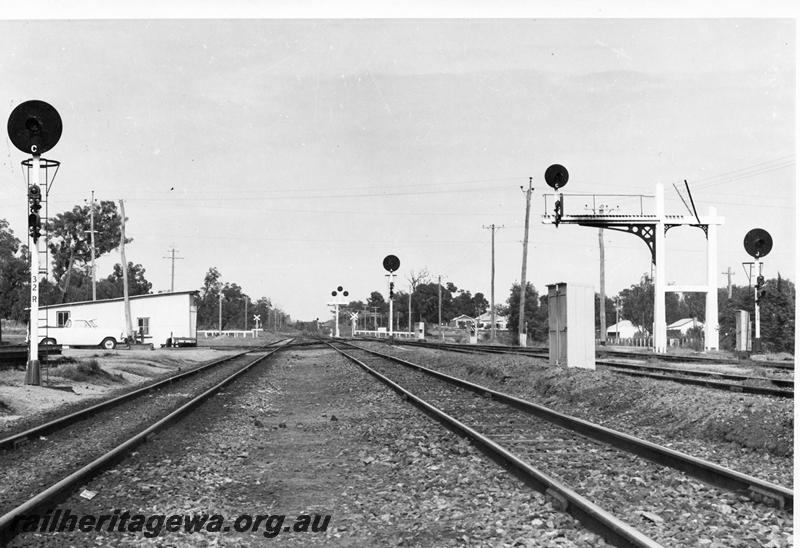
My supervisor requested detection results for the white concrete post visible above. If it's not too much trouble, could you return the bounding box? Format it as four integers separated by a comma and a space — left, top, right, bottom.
653, 183, 666, 353
26, 153, 42, 386
388, 274, 394, 336
705, 206, 719, 350
334, 302, 340, 338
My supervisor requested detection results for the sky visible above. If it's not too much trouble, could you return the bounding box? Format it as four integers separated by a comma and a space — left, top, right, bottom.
0, 11, 795, 322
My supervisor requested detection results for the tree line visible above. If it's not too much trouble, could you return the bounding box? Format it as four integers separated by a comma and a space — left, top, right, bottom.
336, 269, 795, 353
0, 210, 288, 331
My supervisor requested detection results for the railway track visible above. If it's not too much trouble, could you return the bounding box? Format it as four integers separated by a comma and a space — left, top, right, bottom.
330, 341, 792, 547
384, 339, 794, 398
0, 339, 293, 544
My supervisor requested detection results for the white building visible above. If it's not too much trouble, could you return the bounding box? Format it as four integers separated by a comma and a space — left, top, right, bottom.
40, 291, 198, 347
606, 320, 643, 339
449, 314, 475, 328
476, 312, 509, 330
667, 318, 704, 336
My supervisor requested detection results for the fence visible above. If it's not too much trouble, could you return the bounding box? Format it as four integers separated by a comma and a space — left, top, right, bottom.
198, 329, 263, 338
354, 330, 418, 339
600, 336, 704, 349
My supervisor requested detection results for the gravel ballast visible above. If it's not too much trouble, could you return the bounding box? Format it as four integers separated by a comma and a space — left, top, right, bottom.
356, 342, 793, 490
11, 347, 609, 547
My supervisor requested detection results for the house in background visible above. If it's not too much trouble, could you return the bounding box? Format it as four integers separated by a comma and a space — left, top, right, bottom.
606, 320, 643, 339
667, 318, 704, 337
449, 314, 475, 328
476, 312, 508, 330
39, 291, 198, 347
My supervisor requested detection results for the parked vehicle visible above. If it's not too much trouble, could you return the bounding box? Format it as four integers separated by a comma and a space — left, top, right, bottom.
39, 319, 124, 349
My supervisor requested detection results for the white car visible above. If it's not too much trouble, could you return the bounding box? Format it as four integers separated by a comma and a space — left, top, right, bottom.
39, 319, 124, 349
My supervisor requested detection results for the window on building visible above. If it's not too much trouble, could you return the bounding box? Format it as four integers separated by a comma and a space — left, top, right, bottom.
56, 311, 70, 327
137, 317, 150, 336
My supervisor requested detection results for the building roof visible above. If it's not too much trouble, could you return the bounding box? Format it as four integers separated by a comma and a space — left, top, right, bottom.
451, 314, 475, 321
667, 318, 704, 329
606, 320, 642, 333
476, 312, 509, 322
40, 291, 198, 310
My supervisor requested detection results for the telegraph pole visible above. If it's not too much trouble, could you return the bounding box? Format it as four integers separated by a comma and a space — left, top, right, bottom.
518, 177, 533, 346
163, 247, 184, 293
482, 223, 504, 342
408, 291, 412, 333
119, 200, 133, 342
438, 275, 443, 341
87, 191, 97, 301
722, 266, 735, 299
218, 293, 223, 332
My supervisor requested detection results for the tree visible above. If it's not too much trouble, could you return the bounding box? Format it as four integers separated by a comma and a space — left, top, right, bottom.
412, 282, 451, 324
366, 291, 388, 328
594, 294, 616, 335
47, 201, 128, 300
506, 282, 547, 343
197, 267, 223, 328
0, 219, 29, 321
407, 268, 431, 292
97, 262, 152, 298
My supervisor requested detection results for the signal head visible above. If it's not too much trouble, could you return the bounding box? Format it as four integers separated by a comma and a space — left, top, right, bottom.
383, 254, 400, 273
7, 100, 63, 154
544, 164, 569, 190
343, 291, 349, 297
28, 212, 41, 240
743, 228, 773, 259
331, 291, 337, 297
28, 185, 41, 201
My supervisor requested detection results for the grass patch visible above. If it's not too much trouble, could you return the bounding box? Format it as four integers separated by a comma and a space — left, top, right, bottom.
50, 358, 127, 384
114, 364, 160, 378
45, 356, 79, 366
0, 399, 12, 414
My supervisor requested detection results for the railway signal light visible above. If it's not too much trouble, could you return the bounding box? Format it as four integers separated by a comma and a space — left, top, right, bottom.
389, 281, 395, 300
756, 275, 766, 300
554, 197, 563, 227
545, 165, 568, 227
28, 185, 42, 241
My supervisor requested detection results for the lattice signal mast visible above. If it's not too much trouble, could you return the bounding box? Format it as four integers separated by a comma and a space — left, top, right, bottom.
541, 165, 724, 354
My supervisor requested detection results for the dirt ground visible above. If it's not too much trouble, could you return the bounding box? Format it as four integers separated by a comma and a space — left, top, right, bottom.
14, 347, 608, 548
0, 348, 236, 429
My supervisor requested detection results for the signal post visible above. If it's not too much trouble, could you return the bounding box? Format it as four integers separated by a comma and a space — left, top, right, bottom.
7, 100, 63, 385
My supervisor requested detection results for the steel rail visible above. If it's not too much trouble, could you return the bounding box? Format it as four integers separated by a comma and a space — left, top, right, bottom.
0, 338, 293, 451
0, 343, 288, 544
602, 367, 793, 398
596, 360, 793, 387
327, 342, 663, 548
339, 341, 793, 511
393, 339, 795, 369
390, 340, 793, 397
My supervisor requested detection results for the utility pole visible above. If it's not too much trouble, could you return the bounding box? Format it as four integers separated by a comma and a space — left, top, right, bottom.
163, 247, 184, 293
408, 291, 412, 333
86, 191, 97, 301
482, 223, 504, 343
518, 177, 533, 346
598, 204, 607, 344
244, 296, 248, 330
722, 266, 735, 299
119, 200, 133, 342
438, 275, 443, 341
218, 293, 223, 332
